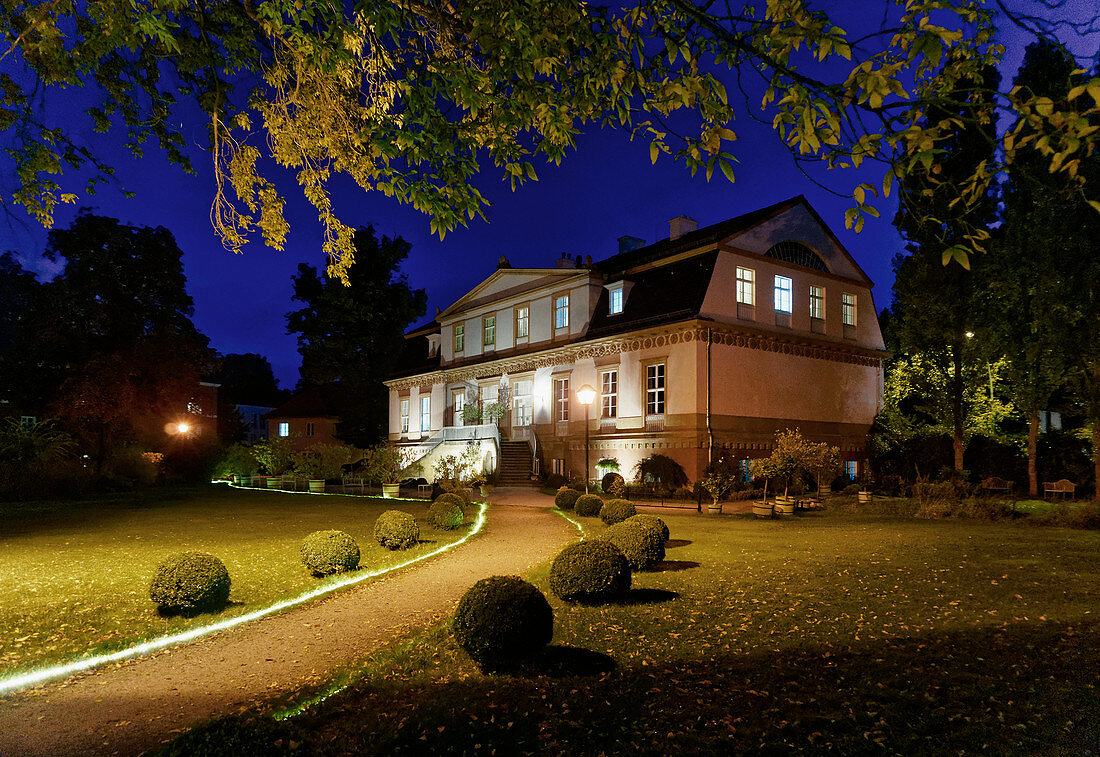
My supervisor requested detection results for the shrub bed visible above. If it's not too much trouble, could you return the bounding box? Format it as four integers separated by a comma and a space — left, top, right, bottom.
599, 498, 636, 524
299, 530, 360, 576
602, 520, 665, 570
151, 714, 301, 757
374, 510, 420, 550
428, 497, 465, 530
625, 513, 670, 542
555, 487, 582, 510
452, 575, 553, 671
549, 540, 631, 603
149, 551, 231, 614
574, 493, 604, 517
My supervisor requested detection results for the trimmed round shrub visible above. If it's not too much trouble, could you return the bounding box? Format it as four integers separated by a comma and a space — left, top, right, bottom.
574, 493, 604, 517
299, 530, 360, 576
602, 520, 665, 570
434, 491, 466, 513
153, 714, 300, 757
429, 497, 465, 530
555, 487, 581, 510
374, 509, 420, 550
549, 540, 631, 603
149, 552, 231, 614
601, 471, 625, 493
452, 575, 553, 671
599, 498, 636, 524
625, 513, 670, 542
452, 487, 473, 508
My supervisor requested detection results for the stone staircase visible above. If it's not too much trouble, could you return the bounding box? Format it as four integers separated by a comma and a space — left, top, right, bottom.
499, 441, 535, 486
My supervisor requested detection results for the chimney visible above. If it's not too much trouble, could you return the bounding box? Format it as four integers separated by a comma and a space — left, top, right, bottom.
617, 235, 645, 254
555, 254, 576, 269
669, 215, 698, 240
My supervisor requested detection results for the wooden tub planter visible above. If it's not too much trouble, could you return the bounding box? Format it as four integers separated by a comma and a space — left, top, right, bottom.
382, 482, 401, 498
706, 501, 723, 515
773, 497, 797, 516
752, 501, 774, 519
266, 476, 283, 489
857, 490, 874, 504
308, 479, 326, 493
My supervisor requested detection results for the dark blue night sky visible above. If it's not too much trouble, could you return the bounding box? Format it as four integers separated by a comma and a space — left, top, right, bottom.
1, 3, 1092, 389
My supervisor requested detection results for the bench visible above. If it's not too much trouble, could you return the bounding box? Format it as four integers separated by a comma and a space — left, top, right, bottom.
1043, 479, 1075, 501
980, 476, 1014, 496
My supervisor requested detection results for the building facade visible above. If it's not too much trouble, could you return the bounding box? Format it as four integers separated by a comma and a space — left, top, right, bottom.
386, 196, 887, 484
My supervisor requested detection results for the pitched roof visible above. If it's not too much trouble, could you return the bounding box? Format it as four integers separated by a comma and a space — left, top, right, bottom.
265, 383, 343, 419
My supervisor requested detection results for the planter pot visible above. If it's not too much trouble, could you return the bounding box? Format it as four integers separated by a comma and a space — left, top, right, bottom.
857, 491, 873, 504
266, 476, 283, 489
773, 500, 796, 516
707, 503, 722, 515
382, 482, 401, 499
308, 479, 325, 493
752, 501, 773, 519
479, 485, 493, 497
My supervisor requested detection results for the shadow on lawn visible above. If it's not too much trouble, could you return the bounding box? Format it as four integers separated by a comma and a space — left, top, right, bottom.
287, 619, 1100, 756
648, 560, 699, 572
664, 538, 692, 548
618, 588, 679, 605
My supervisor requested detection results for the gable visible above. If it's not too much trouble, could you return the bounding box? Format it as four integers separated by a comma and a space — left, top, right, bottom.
438, 268, 589, 321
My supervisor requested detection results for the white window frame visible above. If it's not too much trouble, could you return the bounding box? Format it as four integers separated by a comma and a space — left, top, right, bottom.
278, 422, 290, 437
483, 315, 496, 347
400, 399, 409, 433
601, 369, 618, 418
646, 363, 666, 416
515, 306, 529, 339
554, 295, 569, 329
554, 377, 570, 422
736, 267, 755, 306
774, 275, 793, 314
454, 324, 465, 353
420, 396, 431, 434
608, 287, 624, 315
809, 285, 825, 320
452, 390, 465, 427
842, 292, 857, 326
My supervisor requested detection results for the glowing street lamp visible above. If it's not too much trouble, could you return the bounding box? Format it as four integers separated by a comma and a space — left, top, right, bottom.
576, 384, 596, 493
176, 422, 191, 435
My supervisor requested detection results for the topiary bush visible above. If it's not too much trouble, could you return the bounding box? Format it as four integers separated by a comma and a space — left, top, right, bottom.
625, 513, 670, 542
555, 487, 581, 510
574, 493, 604, 517
149, 552, 231, 614
601, 471, 625, 494
549, 540, 631, 603
299, 530, 360, 576
429, 496, 465, 530
434, 491, 466, 514
374, 510, 420, 550
599, 498, 636, 524
602, 520, 665, 570
452, 575, 553, 671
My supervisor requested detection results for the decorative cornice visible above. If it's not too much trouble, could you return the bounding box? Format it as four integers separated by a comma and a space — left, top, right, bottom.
385, 319, 885, 391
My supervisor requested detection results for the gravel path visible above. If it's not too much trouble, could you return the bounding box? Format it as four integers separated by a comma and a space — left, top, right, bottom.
0, 492, 570, 756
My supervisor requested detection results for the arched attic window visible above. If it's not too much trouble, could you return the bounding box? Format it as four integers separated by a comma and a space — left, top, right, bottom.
765, 240, 828, 272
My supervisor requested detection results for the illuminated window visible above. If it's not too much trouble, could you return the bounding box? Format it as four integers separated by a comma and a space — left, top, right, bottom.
809, 285, 825, 320
736, 267, 755, 305
420, 396, 431, 433
554, 377, 570, 422
553, 458, 566, 476
515, 306, 529, 339
483, 315, 495, 347
513, 380, 532, 426
601, 370, 617, 418
20, 416, 36, 428
278, 422, 289, 437
400, 400, 409, 433
774, 275, 793, 313
842, 293, 857, 326
555, 295, 569, 329
845, 460, 858, 479
454, 324, 465, 352
608, 288, 623, 315
646, 364, 665, 415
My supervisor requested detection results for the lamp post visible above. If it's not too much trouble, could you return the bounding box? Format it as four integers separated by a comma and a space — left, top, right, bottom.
576, 384, 596, 493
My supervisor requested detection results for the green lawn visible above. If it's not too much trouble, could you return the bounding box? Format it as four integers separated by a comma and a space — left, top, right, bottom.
0, 485, 474, 676
263, 509, 1100, 755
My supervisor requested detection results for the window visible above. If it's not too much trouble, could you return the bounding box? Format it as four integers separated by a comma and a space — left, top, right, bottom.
515, 306, 529, 339
553, 458, 566, 476
400, 399, 409, 433
646, 364, 665, 415
841, 292, 857, 326
19, 416, 36, 428
420, 396, 431, 433
809, 285, 825, 320
513, 380, 532, 426
736, 267, 755, 305
601, 369, 618, 418
774, 275, 793, 313
454, 324, 465, 352
845, 460, 858, 479
483, 315, 495, 347
306, 422, 315, 437
452, 390, 465, 426
554, 377, 570, 422
608, 288, 623, 315
278, 422, 289, 437
554, 295, 569, 329
739, 459, 752, 482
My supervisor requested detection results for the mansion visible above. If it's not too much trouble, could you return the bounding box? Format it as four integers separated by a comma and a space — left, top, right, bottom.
385, 196, 887, 485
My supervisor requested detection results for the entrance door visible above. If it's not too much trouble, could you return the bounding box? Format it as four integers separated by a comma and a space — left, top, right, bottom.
452, 389, 465, 427
512, 379, 533, 431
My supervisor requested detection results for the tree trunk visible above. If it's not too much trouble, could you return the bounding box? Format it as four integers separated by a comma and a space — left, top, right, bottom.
952, 343, 965, 473
1028, 411, 1039, 498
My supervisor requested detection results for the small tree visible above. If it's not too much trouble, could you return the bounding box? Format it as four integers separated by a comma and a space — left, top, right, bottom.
216, 442, 259, 479
253, 436, 296, 475
365, 443, 422, 485
433, 444, 481, 493
803, 440, 842, 497
749, 429, 813, 501
699, 458, 740, 510
295, 443, 361, 480
634, 454, 689, 496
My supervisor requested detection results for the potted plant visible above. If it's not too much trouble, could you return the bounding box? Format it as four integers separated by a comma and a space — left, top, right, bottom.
699, 458, 739, 515
295, 444, 360, 493
254, 437, 295, 489
483, 401, 507, 424
461, 404, 484, 425
803, 440, 841, 509
368, 443, 422, 498
858, 486, 874, 504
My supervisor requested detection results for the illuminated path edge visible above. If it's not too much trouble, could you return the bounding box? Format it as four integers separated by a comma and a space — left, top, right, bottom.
0, 496, 489, 696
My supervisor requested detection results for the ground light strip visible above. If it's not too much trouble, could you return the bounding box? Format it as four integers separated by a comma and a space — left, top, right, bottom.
0, 500, 489, 696
552, 507, 588, 537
